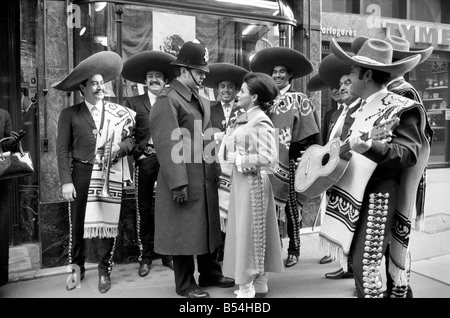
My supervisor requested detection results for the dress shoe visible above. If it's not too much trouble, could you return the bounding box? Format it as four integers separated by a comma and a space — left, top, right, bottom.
162, 257, 174, 271
138, 263, 151, 277
285, 254, 299, 267
183, 288, 210, 298
199, 276, 235, 288
98, 275, 111, 294
66, 267, 85, 291
319, 255, 332, 264
325, 268, 354, 279
236, 282, 256, 298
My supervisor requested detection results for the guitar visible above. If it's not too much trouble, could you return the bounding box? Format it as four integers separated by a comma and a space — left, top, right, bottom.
294, 117, 400, 198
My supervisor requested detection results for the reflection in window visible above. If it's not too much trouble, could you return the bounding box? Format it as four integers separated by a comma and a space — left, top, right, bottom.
360, 0, 406, 19
322, 0, 359, 14
74, 2, 280, 103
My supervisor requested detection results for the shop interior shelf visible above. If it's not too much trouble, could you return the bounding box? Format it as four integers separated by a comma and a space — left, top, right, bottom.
423, 98, 443, 102
427, 109, 450, 113
425, 86, 448, 90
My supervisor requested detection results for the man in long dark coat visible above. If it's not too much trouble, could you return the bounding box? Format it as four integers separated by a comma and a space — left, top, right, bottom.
149, 40, 234, 298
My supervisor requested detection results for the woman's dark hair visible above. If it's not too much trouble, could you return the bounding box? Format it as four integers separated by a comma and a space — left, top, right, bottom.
243, 72, 279, 111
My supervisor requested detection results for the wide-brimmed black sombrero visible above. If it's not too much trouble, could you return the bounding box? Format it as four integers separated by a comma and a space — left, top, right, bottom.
122, 50, 176, 84
331, 38, 421, 75
250, 47, 313, 79
307, 74, 328, 92
202, 63, 248, 89
318, 53, 353, 90
52, 51, 122, 92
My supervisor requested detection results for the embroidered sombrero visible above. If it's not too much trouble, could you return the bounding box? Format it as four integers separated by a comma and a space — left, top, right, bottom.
52, 51, 123, 91
122, 50, 176, 84
249, 47, 313, 79
385, 35, 433, 63
202, 63, 248, 89
331, 38, 421, 75
318, 53, 353, 90
307, 74, 328, 92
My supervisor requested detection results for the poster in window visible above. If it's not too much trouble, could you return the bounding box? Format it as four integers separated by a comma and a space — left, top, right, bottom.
153, 12, 196, 58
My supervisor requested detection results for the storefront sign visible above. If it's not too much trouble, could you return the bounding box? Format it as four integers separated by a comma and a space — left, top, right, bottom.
321, 26, 357, 38
383, 22, 450, 47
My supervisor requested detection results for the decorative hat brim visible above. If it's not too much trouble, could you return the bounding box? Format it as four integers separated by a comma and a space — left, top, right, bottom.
331, 38, 421, 75
202, 63, 248, 88
319, 53, 353, 89
307, 74, 328, 92
250, 47, 313, 79
393, 46, 433, 64
52, 51, 123, 92
122, 51, 176, 84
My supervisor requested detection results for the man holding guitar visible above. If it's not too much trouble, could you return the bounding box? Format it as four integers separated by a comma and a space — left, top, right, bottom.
318, 38, 429, 298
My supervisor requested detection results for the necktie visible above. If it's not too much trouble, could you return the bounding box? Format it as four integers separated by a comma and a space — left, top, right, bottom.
91, 106, 101, 128
223, 103, 231, 121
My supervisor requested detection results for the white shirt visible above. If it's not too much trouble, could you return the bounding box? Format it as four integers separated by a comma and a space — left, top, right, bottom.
222, 101, 233, 123
279, 84, 291, 96
85, 100, 103, 129
329, 98, 361, 141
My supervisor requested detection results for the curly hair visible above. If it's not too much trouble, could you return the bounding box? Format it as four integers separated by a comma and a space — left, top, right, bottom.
243, 72, 279, 111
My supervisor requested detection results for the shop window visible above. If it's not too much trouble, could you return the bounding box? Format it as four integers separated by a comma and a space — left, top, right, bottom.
322, 0, 359, 14
409, 0, 445, 24
360, 0, 407, 19
409, 55, 450, 166
74, 2, 281, 104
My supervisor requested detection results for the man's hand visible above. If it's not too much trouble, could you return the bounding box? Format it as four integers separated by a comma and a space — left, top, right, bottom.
350, 132, 372, 154
62, 183, 77, 201
172, 185, 188, 204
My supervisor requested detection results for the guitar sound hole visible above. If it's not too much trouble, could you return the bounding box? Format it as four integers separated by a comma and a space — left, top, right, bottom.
322, 154, 330, 166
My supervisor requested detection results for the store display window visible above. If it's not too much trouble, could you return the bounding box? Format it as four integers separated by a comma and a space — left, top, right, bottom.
72, 0, 294, 104
409, 53, 450, 167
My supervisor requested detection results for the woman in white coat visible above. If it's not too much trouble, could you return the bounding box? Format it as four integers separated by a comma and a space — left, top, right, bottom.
220, 72, 284, 298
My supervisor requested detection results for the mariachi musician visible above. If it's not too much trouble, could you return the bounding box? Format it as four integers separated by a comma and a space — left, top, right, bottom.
54, 51, 136, 294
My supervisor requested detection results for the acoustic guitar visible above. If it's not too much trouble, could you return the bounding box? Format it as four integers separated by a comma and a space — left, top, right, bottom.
294, 117, 400, 198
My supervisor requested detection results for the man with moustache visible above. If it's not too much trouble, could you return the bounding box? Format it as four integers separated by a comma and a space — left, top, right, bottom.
121, 51, 176, 277
54, 51, 136, 293
149, 40, 234, 298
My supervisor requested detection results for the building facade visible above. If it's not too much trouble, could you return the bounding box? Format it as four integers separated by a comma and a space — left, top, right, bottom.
1, 0, 448, 270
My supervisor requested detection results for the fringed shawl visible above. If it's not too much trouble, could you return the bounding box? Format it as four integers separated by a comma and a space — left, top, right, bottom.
84, 102, 136, 239
265, 92, 320, 226
320, 92, 429, 285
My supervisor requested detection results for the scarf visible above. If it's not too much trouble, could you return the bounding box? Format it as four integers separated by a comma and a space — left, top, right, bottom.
320, 92, 429, 286
83, 102, 136, 239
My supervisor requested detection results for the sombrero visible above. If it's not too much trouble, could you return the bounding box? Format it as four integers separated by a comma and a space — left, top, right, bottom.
307, 74, 328, 92
318, 53, 353, 89
122, 50, 176, 84
250, 47, 313, 79
52, 51, 123, 92
385, 35, 433, 63
202, 63, 248, 89
331, 38, 421, 75
351, 36, 369, 54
